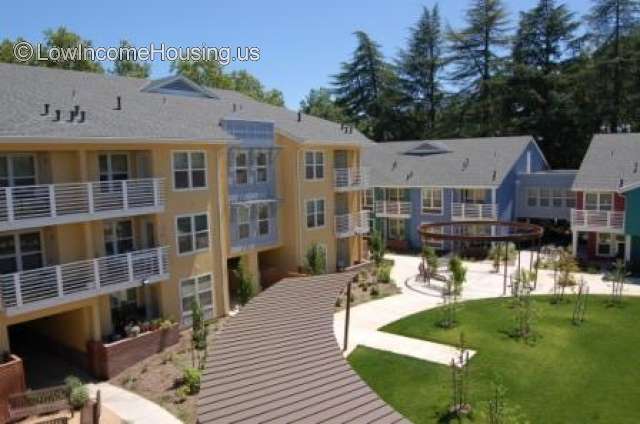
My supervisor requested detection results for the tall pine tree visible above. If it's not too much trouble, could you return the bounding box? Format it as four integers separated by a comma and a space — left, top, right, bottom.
447, 0, 510, 136
396, 5, 444, 139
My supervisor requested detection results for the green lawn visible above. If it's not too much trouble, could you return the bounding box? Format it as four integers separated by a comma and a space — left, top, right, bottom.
348, 296, 640, 424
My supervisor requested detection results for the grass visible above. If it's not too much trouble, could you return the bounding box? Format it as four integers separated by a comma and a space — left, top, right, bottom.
349, 296, 640, 423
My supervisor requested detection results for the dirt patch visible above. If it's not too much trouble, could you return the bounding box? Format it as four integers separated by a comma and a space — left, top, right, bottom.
110, 319, 227, 423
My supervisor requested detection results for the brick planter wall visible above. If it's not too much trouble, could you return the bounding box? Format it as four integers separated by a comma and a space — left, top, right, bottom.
87, 325, 180, 379
0, 355, 26, 422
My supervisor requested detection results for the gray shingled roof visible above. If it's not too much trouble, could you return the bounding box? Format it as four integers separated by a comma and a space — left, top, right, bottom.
0, 63, 368, 145
197, 271, 408, 424
573, 133, 640, 192
363, 136, 538, 188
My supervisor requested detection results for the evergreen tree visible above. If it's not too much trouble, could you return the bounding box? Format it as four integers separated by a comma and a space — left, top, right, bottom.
587, 0, 640, 131
446, 0, 511, 136
332, 31, 399, 140
300, 88, 346, 123
396, 5, 445, 138
112, 40, 150, 78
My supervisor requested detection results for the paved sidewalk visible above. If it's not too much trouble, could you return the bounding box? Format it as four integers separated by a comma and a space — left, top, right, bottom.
88, 382, 181, 424
334, 253, 640, 363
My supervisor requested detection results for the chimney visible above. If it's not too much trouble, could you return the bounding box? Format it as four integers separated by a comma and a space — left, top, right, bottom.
53, 110, 61, 122
115, 96, 122, 110
78, 111, 86, 123
41, 103, 50, 116
297, 112, 302, 122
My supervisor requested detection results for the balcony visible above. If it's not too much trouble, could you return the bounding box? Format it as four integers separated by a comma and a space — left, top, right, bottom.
571, 209, 625, 233
334, 168, 369, 192
374, 201, 412, 218
451, 203, 497, 221
335, 211, 370, 238
0, 178, 165, 232
0, 246, 169, 316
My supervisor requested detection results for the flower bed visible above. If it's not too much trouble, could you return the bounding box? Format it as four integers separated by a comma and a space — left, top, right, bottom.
87, 324, 180, 379
0, 354, 26, 422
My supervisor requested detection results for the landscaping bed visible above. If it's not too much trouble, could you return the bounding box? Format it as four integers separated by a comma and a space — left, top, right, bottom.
335, 262, 401, 310
350, 296, 640, 423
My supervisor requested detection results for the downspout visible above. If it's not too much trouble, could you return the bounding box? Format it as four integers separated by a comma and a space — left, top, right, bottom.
296, 149, 303, 270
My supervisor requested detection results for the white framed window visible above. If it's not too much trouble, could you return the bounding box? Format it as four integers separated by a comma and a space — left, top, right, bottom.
257, 204, 270, 236
237, 205, 251, 240
0, 231, 44, 274
180, 273, 214, 326
304, 151, 324, 180
527, 188, 537, 207
424, 225, 443, 249
461, 189, 485, 204
173, 151, 207, 190
255, 151, 269, 183
585, 192, 613, 211
234, 150, 249, 185
0, 154, 36, 187
386, 187, 406, 202
99, 153, 129, 181
421, 188, 443, 214
176, 213, 210, 255
552, 189, 563, 208
565, 191, 576, 208
596, 233, 625, 257
306, 198, 325, 229
387, 218, 406, 240
103, 219, 134, 255
539, 188, 550, 207
363, 189, 374, 209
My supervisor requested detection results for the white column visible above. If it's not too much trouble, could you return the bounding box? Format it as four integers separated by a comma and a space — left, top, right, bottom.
572, 230, 578, 256
625, 235, 632, 263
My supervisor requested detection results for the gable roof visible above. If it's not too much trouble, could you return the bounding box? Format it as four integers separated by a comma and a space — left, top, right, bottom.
363, 136, 538, 188
573, 133, 640, 192
0, 64, 368, 145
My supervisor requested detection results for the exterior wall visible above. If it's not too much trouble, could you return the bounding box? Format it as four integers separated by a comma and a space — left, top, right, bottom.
626, 187, 640, 236
515, 171, 577, 221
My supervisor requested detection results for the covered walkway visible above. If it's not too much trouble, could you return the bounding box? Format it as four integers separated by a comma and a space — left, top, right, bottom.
197, 272, 409, 424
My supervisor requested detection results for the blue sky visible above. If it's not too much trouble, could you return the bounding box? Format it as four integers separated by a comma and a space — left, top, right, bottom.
3, 0, 591, 109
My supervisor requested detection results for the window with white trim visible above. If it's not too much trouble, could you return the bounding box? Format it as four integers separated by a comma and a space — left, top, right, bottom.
176, 213, 209, 254
0, 154, 36, 187
597, 233, 614, 256
421, 188, 443, 214
363, 189, 374, 209
234, 150, 249, 185
585, 192, 613, 211
386, 188, 406, 202
527, 188, 537, 207
387, 218, 406, 240
306, 199, 325, 228
552, 189, 563, 208
99, 153, 129, 181
539, 188, 550, 207
258, 204, 270, 236
173, 151, 206, 190
305, 151, 324, 180
0, 231, 43, 274
237, 206, 251, 240
103, 220, 134, 255
565, 191, 576, 208
180, 274, 214, 326
461, 189, 485, 204
255, 151, 269, 183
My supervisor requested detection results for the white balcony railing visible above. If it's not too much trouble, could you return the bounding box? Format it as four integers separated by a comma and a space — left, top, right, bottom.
334, 168, 369, 191
0, 246, 169, 315
374, 201, 412, 218
571, 209, 625, 232
335, 210, 370, 238
451, 203, 497, 221
0, 178, 165, 231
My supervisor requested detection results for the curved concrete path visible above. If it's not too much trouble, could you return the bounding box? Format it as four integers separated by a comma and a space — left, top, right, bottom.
88, 383, 181, 424
334, 253, 640, 363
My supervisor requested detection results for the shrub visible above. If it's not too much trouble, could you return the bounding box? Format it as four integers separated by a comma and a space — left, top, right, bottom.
175, 385, 189, 403
235, 255, 256, 306
183, 367, 201, 395
369, 230, 386, 266
69, 385, 89, 409
64, 375, 82, 395
305, 243, 327, 275
376, 264, 392, 283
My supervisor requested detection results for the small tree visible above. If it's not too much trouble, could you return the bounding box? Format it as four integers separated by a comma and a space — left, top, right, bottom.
572, 279, 589, 325
305, 243, 327, 275
489, 243, 516, 272
449, 333, 471, 417
439, 257, 466, 329
422, 245, 439, 283
235, 256, 256, 306
369, 229, 386, 267
554, 248, 578, 303
607, 259, 628, 307
449, 256, 467, 296
190, 299, 209, 369
511, 285, 537, 343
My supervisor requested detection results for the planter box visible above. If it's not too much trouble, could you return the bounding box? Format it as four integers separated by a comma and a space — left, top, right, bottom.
87, 324, 179, 379
0, 354, 26, 422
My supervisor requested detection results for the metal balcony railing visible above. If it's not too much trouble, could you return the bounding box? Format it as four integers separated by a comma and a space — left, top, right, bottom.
374, 201, 412, 218
0, 178, 165, 231
571, 209, 625, 232
334, 168, 369, 191
335, 210, 370, 238
0, 246, 169, 315
451, 203, 497, 220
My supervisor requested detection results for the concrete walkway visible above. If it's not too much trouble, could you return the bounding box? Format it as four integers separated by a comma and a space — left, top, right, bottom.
334, 252, 640, 364
88, 383, 181, 424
